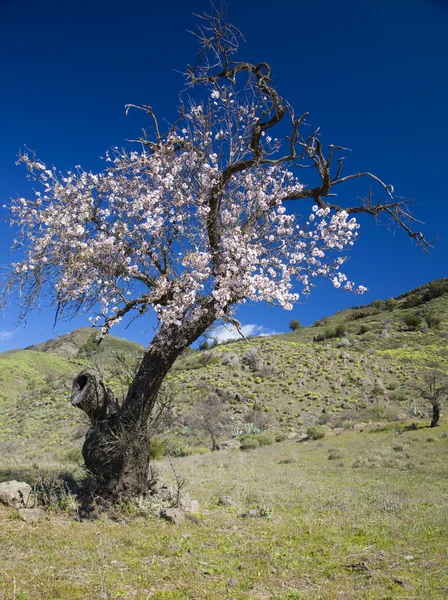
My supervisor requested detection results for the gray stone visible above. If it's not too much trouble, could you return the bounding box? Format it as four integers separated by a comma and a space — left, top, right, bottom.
219, 439, 241, 450
218, 496, 237, 507
18, 508, 45, 524
182, 498, 200, 514
161, 508, 185, 525
337, 337, 350, 348
150, 481, 176, 500
0, 481, 33, 508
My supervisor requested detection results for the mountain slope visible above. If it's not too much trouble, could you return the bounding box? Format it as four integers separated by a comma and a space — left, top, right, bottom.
0, 279, 447, 462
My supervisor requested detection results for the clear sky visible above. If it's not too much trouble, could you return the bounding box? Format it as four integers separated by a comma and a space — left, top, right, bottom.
1, 0, 447, 351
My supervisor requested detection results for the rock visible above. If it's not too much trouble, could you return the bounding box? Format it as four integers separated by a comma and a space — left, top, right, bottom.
218, 496, 237, 507
219, 439, 241, 450
0, 481, 33, 508
227, 577, 238, 587
150, 481, 175, 500
149, 480, 199, 514
241, 508, 261, 518
18, 508, 45, 524
181, 497, 200, 514
337, 337, 350, 348
161, 508, 185, 525
404, 555, 414, 561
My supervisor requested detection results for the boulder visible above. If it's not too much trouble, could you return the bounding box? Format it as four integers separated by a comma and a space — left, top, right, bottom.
0, 481, 33, 508
161, 508, 185, 525
181, 497, 200, 514
219, 439, 241, 450
18, 508, 45, 524
149, 479, 199, 513
218, 496, 237, 507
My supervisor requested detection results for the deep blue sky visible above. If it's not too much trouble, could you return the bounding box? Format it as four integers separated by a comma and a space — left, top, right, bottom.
1, 0, 447, 350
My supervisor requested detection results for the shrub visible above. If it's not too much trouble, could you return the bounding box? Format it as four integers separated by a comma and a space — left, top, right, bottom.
347, 309, 374, 321
402, 314, 422, 330
313, 316, 329, 327
149, 437, 165, 460
255, 432, 275, 446
289, 319, 302, 331
389, 390, 407, 402
62, 447, 83, 464
358, 325, 369, 335
324, 327, 334, 339
313, 333, 326, 343
385, 297, 398, 310
328, 449, 343, 460
371, 384, 384, 397
371, 299, 385, 310
240, 437, 260, 451
275, 431, 287, 442
425, 313, 441, 329
306, 425, 326, 440
334, 323, 347, 338
403, 294, 422, 308
421, 280, 448, 302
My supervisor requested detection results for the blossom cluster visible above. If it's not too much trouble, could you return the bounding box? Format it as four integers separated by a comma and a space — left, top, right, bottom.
7, 88, 365, 338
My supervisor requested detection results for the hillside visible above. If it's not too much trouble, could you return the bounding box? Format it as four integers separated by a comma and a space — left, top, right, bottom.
1, 280, 448, 600
0, 279, 447, 462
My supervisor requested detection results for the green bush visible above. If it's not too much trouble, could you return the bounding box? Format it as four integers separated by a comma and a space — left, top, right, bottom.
425, 313, 441, 329
403, 294, 422, 308
389, 390, 407, 402
402, 314, 422, 330
306, 425, 326, 440
385, 297, 398, 310
161, 437, 189, 457
149, 437, 165, 460
62, 447, 83, 464
240, 436, 260, 450
275, 431, 287, 442
421, 280, 448, 302
289, 319, 302, 331
371, 299, 385, 310
313, 333, 326, 343
358, 325, 369, 335
324, 327, 334, 339
334, 323, 347, 338
255, 432, 275, 446
328, 449, 343, 460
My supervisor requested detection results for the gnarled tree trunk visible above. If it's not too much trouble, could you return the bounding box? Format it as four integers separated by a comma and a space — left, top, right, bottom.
430, 402, 440, 428
71, 314, 216, 500
71, 349, 178, 499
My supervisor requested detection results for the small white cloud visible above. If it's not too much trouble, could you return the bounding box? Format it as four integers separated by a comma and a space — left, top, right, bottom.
0, 330, 13, 341
212, 323, 278, 343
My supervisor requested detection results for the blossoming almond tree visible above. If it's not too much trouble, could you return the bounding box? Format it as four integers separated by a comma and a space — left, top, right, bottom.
3, 11, 430, 499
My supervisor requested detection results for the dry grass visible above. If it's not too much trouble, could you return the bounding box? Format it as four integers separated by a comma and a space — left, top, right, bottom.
1, 424, 447, 599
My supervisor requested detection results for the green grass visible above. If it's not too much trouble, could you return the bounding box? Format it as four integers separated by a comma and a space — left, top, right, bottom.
0, 425, 447, 599
1, 279, 448, 598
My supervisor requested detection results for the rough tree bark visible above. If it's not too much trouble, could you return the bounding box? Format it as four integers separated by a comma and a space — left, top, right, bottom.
430, 403, 440, 428
71, 315, 215, 499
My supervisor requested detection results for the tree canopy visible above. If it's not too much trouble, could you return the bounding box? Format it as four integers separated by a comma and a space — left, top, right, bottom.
3, 10, 429, 354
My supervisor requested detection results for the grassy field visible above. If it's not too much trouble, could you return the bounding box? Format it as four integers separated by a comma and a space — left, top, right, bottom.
1, 423, 447, 600
1, 280, 447, 598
